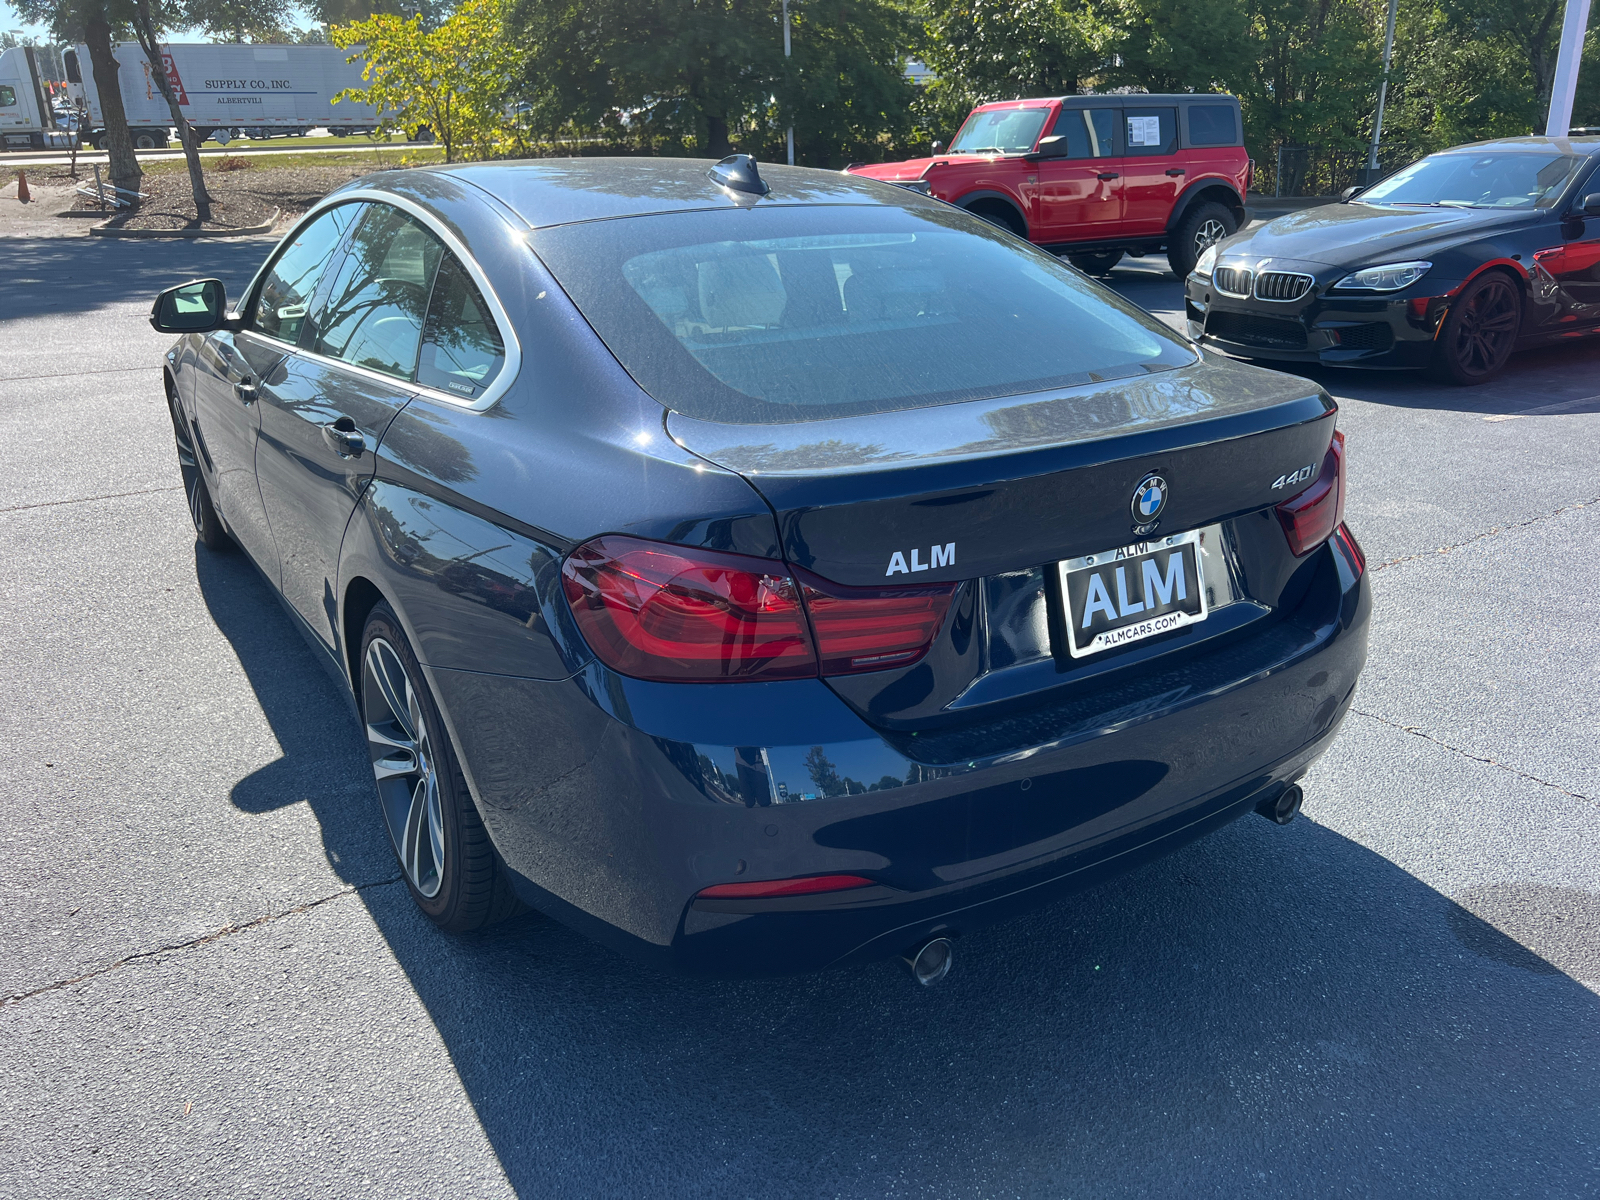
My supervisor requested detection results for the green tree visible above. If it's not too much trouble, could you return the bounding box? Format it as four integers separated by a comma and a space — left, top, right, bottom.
16, 0, 142, 196
331, 0, 518, 162
180, 0, 296, 43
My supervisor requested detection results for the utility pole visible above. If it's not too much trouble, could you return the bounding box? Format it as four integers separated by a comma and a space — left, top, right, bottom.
1547, 0, 1594, 136
780, 0, 793, 167
1365, 0, 1398, 183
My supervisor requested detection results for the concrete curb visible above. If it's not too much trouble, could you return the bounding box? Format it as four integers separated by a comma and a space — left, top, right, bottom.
89, 206, 280, 239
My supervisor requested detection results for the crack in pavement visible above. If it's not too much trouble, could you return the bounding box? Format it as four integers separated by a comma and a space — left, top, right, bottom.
0, 365, 161, 383
0, 875, 404, 1011
1352, 708, 1593, 804
1369, 496, 1597, 574
0, 485, 183, 515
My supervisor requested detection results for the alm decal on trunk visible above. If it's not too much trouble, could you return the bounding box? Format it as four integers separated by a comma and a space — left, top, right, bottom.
886, 543, 956, 576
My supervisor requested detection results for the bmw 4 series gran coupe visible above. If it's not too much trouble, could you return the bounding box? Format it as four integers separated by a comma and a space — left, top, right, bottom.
152, 154, 1369, 981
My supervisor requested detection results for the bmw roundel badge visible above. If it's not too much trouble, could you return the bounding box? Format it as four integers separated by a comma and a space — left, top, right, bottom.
1131, 474, 1168, 530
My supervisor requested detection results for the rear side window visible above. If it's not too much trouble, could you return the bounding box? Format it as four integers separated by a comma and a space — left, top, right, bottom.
533, 205, 1195, 424
251, 202, 362, 345
1053, 108, 1117, 158
416, 253, 505, 400
307, 204, 443, 380
1123, 107, 1177, 156
1187, 105, 1238, 147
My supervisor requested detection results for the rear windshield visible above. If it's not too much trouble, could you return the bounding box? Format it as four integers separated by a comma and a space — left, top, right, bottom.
1360, 151, 1585, 209
532, 205, 1195, 425
948, 107, 1051, 155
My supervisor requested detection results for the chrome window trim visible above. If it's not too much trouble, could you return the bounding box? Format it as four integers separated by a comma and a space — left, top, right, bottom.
237, 188, 523, 413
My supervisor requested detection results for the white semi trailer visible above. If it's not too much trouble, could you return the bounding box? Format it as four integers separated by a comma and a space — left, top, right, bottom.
0, 41, 380, 151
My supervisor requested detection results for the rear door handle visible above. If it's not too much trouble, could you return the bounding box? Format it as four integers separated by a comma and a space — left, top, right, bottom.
1097, 172, 1119, 181
322, 417, 366, 459
1166, 168, 1186, 176
233, 376, 258, 404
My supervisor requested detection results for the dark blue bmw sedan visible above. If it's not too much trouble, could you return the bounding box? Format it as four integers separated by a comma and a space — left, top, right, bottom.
152, 155, 1370, 982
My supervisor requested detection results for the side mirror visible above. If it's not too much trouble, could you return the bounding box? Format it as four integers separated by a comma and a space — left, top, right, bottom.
1583, 193, 1600, 215
1027, 135, 1072, 162
1339, 185, 1365, 202
150, 278, 229, 333
930, 140, 943, 155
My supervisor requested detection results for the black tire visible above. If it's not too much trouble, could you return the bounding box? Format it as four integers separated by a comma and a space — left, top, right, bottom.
134, 132, 156, 150
166, 390, 232, 551
329, 127, 349, 138
1067, 249, 1123, 275
1167, 201, 1237, 278
964, 201, 1027, 239
1431, 271, 1521, 385
94, 133, 111, 151
359, 602, 523, 932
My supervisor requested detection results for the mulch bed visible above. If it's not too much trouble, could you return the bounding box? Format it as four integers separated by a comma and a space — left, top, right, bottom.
76, 162, 398, 232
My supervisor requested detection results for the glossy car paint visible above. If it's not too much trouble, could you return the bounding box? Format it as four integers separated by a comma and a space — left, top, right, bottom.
846, 95, 1250, 256
164, 159, 1369, 976
1185, 135, 1600, 368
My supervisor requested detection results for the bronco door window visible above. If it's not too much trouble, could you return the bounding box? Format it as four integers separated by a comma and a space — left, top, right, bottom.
1123, 108, 1178, 156
1052, 108, 1117, 158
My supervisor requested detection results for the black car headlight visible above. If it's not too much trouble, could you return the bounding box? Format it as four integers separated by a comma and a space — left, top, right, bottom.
1334, 261, 1432, 291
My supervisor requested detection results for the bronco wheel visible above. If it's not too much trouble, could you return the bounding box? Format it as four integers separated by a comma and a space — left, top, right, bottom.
1067, 249, 1123, 275
360, 603, 522, 931
1432, 272, 1521, 385
964, 200, 1027, 239
166, 390, 231, 551
1167, 201, 1236, 278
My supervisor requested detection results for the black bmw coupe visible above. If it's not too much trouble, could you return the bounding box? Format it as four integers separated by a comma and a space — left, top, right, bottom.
1185, 135, 1600, 383
152, 156, 1369, 981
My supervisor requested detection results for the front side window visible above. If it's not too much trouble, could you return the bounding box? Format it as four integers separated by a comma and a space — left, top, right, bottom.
0, 86, 16, 108
252, 203, 362, 344
307, 204, 443, 379
1053, 108, 1117, 158
416, 253, 505, 400
1360, 152, 1585, 209
533, 205, 1194, 424
1123, 108, 1177, 156
948, 107, 1051, 155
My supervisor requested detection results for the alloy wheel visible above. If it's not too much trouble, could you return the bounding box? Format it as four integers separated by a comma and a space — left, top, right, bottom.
1194, 218, 1228, 253
1449, 277, 1519, 377
363, 637, 445, 898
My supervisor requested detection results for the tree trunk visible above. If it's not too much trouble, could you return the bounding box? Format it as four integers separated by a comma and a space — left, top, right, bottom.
85, 15, 142, 200
131, 0, 211, 222
705, 113, 732, 158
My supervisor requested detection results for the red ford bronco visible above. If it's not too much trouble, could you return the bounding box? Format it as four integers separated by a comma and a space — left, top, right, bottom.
848, 94, 1252, 277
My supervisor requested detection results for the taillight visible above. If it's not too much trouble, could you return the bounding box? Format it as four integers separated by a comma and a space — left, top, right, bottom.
1336, 523, 1366, 573
1276, 430, 1345, 556
797, 570, 956, 676
696, 874, 875, 900
561, 536, 817, 682
562, 535, 957, 683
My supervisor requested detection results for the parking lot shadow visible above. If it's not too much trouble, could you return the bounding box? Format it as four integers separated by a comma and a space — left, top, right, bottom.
196, 534, 1600, 1197
0, 236, 274, 326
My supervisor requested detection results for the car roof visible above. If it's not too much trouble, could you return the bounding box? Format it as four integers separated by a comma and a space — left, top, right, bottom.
413, 157, 918, 230
971, 93, 1236, 110
1440, 134, 1600, 155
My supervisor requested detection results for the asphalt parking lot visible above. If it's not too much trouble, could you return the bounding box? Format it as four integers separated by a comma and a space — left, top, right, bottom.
1, 234, 1596, 1199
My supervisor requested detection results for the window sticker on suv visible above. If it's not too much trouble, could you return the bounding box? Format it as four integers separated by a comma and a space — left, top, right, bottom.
1128, 116, 1161, 147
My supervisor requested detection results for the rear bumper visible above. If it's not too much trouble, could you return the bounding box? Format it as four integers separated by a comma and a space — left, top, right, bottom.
427, 532, 1371, 977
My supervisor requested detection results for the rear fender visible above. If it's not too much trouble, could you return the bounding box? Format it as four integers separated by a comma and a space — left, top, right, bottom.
1168, 177, 1246, 232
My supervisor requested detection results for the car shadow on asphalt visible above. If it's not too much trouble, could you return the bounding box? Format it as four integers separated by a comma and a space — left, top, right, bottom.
195, 512, 1600, 1197
0, 236, 275, 326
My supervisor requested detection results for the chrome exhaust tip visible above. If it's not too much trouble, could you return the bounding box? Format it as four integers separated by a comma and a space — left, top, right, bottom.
1257, 783, 1304, 825
903, 936, 954, 987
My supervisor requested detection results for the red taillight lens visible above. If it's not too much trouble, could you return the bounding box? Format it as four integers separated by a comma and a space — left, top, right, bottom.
798, 570, 957, 676
561, 536, 817, 682
1336, 523, 1365, 574
1276, 430, 1345, 557
696, 874, 875, 900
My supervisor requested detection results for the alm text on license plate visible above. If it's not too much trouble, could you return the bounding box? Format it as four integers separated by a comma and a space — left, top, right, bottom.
1058, 529, 1208, 658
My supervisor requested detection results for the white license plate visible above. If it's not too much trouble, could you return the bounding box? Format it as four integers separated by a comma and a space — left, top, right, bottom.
1058, 529, 1209, 658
